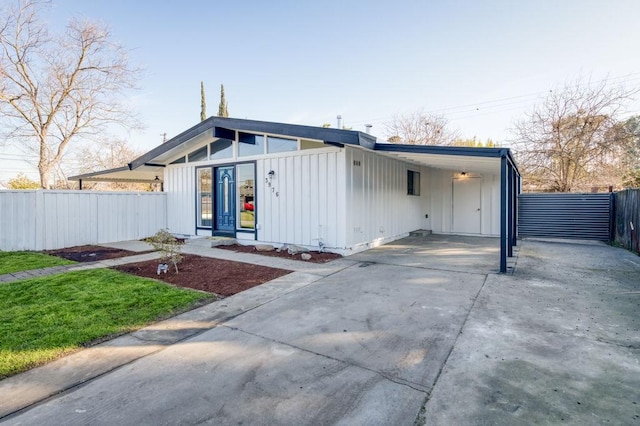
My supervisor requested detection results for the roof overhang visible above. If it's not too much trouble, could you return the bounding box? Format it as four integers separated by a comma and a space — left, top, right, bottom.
128, 116, 377, 169
69, 164, 165, 183
68, 117, 519, 183
374, 144, 520, 176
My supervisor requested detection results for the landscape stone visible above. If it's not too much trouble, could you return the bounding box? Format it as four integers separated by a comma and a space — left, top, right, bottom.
255, 244, 275, 252
287, 244, 310, 254
210, 238, 236, 247
301, 253, 312, 261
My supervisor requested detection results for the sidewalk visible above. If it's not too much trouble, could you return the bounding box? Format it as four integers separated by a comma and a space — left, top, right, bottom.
0, 252, 163, 284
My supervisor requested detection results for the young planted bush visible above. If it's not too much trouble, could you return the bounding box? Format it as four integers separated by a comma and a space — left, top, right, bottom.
148, 229, 184, 273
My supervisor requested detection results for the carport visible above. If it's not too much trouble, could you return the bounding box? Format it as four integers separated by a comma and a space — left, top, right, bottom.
375, 144, 521, 272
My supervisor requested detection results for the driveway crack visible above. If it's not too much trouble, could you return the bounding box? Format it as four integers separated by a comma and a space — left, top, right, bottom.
220, 324, 430, 394
413, 273, 490, 424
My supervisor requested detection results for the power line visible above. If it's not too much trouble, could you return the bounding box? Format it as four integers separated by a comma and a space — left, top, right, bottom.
348, 72, 640, 127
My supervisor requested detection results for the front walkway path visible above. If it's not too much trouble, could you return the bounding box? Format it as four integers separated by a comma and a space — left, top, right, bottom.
0, 252, 163, 284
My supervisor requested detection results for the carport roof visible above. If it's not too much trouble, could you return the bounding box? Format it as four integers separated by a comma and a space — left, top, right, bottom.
68, 116, 519, 183
375, 144, 519, 175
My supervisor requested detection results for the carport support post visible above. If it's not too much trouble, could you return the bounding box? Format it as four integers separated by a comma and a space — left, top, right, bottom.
500, 155, 508, 273
508, 165, 514, 257
514, 172, 520, 246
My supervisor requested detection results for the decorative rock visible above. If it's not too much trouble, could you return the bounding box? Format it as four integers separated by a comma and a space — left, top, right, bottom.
210, 238, 236, 247
255, 244, 275, 252
287, 244, 310, 255
301, 253, 312, 261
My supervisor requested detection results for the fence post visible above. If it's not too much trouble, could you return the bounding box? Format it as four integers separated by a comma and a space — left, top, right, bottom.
34, 190, 44, 251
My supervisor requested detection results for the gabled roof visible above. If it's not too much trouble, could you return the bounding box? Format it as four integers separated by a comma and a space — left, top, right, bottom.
69, 116, 519, 182
128, 116, 377, 170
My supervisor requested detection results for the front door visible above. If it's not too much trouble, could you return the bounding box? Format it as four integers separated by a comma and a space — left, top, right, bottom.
452, 177, 481, 234
215, 166, 235, 233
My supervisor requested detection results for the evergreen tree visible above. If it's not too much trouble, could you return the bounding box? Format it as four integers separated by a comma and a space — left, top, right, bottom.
218, 84, 229, 117
200, 81, 207, 121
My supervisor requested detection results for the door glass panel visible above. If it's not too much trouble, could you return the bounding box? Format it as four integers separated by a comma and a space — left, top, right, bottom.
223, 176, 229, 213
197, 168, 212, 227
237, 163, 255, 229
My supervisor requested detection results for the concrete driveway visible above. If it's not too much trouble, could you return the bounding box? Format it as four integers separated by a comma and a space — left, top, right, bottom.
3, 236, 639, 425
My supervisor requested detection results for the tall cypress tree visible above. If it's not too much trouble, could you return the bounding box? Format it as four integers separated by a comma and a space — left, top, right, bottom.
200, 81, 207, 121
218, 84, 229, 117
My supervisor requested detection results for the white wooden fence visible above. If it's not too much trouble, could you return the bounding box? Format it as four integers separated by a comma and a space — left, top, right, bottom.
0, 190, 167, 251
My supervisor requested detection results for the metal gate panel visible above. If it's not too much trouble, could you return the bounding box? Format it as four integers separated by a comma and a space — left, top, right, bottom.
518, 193, 612, 241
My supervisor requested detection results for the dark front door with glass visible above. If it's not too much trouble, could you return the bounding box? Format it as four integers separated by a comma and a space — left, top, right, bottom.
215, 166, 235, 233
197, 163, 255, 236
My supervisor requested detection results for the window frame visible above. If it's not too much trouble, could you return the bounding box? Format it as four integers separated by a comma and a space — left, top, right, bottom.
407, 170, 421, 196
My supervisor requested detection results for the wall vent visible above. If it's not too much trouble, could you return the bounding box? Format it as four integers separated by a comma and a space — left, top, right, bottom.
353, 160, 361, 167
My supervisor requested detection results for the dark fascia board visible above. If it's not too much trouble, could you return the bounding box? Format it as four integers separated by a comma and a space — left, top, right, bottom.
68, 166, 130, 181
129, 117, 372, 170
375, 143, 521, 176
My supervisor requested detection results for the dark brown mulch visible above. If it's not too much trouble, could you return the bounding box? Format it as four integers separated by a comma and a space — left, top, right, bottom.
217, 244, 342, 264
46, 245, 147, 262
113, 254, 291, 296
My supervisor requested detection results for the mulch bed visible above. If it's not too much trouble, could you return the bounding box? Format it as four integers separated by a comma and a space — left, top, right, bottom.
113, 254, 291, 296
217, 244, 342, 264
46, 245, 147, 262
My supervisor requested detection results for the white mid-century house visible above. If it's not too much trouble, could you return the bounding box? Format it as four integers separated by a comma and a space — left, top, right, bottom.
72, 117, 520, 272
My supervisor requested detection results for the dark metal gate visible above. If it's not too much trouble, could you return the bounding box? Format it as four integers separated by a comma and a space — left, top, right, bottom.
518, 193, 613, 241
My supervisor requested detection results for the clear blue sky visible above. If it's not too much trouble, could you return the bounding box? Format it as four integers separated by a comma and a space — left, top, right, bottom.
2, 0, 640, 181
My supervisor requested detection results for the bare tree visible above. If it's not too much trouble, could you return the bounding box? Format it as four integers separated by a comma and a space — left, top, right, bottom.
74, 139, 151, 191
384, 110, 458, 145
512, 79, 638, 192
0, 0, 140, 188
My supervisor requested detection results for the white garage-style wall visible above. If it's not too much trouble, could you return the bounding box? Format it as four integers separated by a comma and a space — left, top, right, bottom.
344, 147, 430, 252
428, 168, 501, 236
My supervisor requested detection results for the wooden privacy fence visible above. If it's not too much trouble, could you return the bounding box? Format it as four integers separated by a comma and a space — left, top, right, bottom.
0, 190, 167, 251
614, 189, 640, 253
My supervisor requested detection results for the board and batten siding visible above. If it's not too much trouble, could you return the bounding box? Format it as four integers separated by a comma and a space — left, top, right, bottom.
257, 149, 346, 249
344, 147, 429, 251
428, 169, 501, 236
0, 190, 166, 251
165, 165, 197, 236
164, 148, 347, 250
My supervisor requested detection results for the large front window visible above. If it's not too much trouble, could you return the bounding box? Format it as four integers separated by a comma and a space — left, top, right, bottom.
197, 168, 212, 227
236, 163, 255, 229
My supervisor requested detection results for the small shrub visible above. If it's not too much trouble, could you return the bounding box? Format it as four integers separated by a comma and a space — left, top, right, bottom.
147, 229, 184, 273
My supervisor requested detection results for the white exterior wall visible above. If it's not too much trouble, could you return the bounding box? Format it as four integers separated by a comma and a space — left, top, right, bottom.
428, 169, 501, 236
0, 190, 166, 251
344, 147, 429, 252
163, 144, 502, 253
164, 147, 346, 250
257, 149, 346, 249
165, 165, 196, 235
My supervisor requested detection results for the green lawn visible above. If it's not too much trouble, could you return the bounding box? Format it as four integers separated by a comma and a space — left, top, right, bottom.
0, 269, 213, 378
0, 251, 75, 275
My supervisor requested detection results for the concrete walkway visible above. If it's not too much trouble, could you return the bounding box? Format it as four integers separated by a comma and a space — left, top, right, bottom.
0, 252, 163, 284
1, 236, 639, 425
